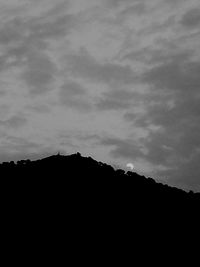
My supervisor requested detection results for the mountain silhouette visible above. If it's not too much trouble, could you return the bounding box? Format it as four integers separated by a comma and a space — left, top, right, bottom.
1, 152, 199, 261
1, 152, 199, 202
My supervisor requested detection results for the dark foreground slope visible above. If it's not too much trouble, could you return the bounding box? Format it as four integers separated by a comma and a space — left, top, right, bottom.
1, 153, 199, 262
1, 152, 199, 204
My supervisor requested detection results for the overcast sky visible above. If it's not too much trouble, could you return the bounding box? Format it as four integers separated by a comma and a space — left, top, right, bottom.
0, 0, 200, 191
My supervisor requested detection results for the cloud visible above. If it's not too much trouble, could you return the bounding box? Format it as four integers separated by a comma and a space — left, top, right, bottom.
142, 55, 200, 95
0, 135, 40, 153
0, 10, 75, 49
0, 8, 76, 94
123, 47, 192, 66
26, 104, 52, 114
120, 2, 146, 16
0, 135, 58, 163
29, 13, 75, 40
65, 48, 136, 85
20, 51, 57, 95
0, 115, 27, 129
107, 0, 142, 8
167, 153, 200, 191
122, 50, 200, 191
180, 8, 200, 28
95, 89, 138, 111
59, 80, 92, 111
0, 17, 26, 45
99, 136, 146, 159
125, 103, 200, 191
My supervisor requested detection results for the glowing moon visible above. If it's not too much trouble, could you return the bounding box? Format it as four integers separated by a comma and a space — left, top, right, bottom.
126, 163, 134, 170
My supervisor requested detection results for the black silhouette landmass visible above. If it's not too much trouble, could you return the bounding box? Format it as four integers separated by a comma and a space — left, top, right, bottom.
1, 152, 199, 205
1, 152, 199, 258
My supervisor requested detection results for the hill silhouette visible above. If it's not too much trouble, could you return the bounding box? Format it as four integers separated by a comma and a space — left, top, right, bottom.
1, 152, 199, 262
1, 152, 199, 204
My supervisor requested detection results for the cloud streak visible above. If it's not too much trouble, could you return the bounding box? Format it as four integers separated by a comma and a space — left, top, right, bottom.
180, 7, 200, 28
65, 49, 136, 85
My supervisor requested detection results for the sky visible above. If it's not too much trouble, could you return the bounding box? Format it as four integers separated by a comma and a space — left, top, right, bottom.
0, 0, 200, 191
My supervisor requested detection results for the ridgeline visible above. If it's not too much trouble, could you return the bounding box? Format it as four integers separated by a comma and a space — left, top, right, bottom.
1, 152, 199, 204
1, 152, 199, 255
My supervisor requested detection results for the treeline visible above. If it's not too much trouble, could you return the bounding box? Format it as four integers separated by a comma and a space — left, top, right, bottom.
0, 152, 199, 204
1, 150, 200, 249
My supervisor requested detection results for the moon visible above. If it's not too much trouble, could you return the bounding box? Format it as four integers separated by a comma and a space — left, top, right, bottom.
126, 163, 134, 171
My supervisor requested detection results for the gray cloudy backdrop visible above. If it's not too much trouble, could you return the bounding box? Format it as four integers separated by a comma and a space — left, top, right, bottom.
0, 0, 200, 191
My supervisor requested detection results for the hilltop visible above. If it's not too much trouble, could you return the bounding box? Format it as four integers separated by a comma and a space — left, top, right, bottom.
0, 152, 199, 204
1, 152, 199, 250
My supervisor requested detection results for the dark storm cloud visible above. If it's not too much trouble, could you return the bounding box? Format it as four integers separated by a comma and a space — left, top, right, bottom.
0, 3, 74, 46
0, 115, 27, 129
108, 0, 141, 7
0, 91, 6, 96
0, 135, 58, 163
21, 52, 57, 95
0, 55, 7, 71
100, 137, 144, 159
29, 13, 74, 40
0, 53, 17, 72
1, 135, 40, 152
95, 89, 137, 111
65, 49, 136, 85
180, 8, 200, 28
0, 9, 75, 93
142, 56, 200, 95
0, 17, 26, 45
108, 0, 146, 15
141, 96, 200, 161
27, 104, 51, 114
142, 130, 200, 191
125, 106, 200, 191
0, 12, 74, 50
0, 18, 29, 71
165, 153, 200, 191
59, 81, 92, 111
120, 2, 146, 16
123, 52, 200, 191
123, 47, 192, 66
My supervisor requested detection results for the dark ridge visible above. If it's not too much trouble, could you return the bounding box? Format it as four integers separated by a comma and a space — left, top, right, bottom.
1, 152, 199, 257
1, 152, 199, 202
